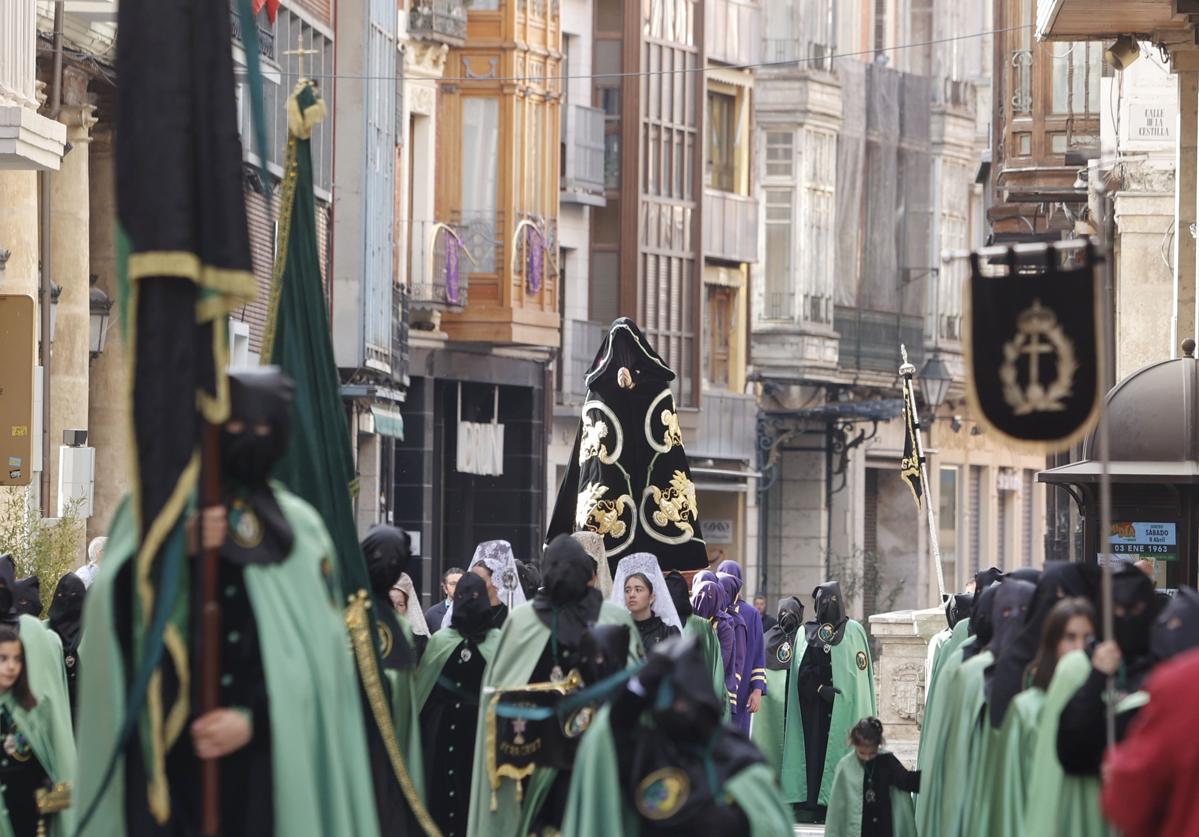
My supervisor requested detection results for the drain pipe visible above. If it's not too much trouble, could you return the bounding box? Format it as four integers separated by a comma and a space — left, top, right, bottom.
38, 1, 65, 516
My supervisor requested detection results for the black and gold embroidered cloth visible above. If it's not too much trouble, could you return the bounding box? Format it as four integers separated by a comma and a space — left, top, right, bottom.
546, 319, 708, 574
966, 250, 1102, 451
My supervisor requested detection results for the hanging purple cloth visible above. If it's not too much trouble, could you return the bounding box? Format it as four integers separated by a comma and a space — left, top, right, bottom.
444, 236, 462, 305
525, 224, 543, 294
718, 559, 769, 707
692, 579, 738, 713
717, 571, 749, 733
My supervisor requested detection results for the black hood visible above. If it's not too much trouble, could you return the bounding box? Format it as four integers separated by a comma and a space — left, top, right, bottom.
988, 579, 1035, 659
764, 596, 804, 671
48, 573, 86, 653
963, 581, 1002, 661
14, 575, 40, 617
664, 571, 693, 620
1150, 586, 1199, 662
1110, 563, 1156, 660
0, 558, 17, 622
361, 525, 412, 602
584, 317, 675, 392
1006, 567, 1042, 584
533, 535, 603, 649
516, 560, 542, 602
648, 635, 723, 736
989, 561, 1101, 728
946, 593, 974, 629
806, 581, 848, 646
578, 623, 631, 685
219, 368, 297, 565
450, 572, 495, 641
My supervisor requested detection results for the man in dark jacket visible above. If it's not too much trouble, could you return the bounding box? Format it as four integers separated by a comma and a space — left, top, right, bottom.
424, 566, 464, 633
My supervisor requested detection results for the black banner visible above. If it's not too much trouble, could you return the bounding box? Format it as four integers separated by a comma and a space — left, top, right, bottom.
966, 248, 1102, 451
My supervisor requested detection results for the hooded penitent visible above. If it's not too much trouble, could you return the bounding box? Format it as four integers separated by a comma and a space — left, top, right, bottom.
718, 560, 768, 732
546, 319, 707, 574
1150, 585, 1199, 661
752, 596, 805, 776
782, 581, 875, 808
446, 540, 528, 628
988, 561, 1099, 729
664, 571, 693, 621
765, 597, 804, 671
0, 557, 20, 624
48, 572, 87, 706
534, 535, 605, 653
986, 579, 1036, 661
13, 575, 40, 617
946, 593, 974, 630
449, 572, 495, 642
359, 523, 418, 670
516, 560, 542, 602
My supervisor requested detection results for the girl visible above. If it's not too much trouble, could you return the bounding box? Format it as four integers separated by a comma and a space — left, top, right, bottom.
825, 717, 919, 837
0, 625, 75, 837
611, 554, 682, 652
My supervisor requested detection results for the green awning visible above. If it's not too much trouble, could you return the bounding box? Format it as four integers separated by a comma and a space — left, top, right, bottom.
371, 405, 405, 440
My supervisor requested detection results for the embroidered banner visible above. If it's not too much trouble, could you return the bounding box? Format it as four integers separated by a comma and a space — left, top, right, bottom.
966, 248, 1102, 452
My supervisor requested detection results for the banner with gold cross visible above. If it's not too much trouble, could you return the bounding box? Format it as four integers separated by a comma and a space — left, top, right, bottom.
965, 246, 1102, 452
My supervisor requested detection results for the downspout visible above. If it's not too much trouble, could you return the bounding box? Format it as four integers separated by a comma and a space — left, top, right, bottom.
38, 1, 65, 517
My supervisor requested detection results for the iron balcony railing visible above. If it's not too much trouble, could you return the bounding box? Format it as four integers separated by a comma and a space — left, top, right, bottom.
409, 0, 467, 46
405, 219, 472, 310
229, 0, 276, 60
690, 391, 758, 461
392, 284, 410, 386
763, 39, 833, 70
834, 306, 925, 374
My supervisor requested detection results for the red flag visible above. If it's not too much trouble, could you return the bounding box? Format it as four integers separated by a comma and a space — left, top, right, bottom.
264, 0, 280, 22
250, 0, 265, 15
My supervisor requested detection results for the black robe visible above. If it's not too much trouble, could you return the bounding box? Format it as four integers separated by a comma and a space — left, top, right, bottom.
0, 705, 49, 837
860, 753, 920, 837
797, 642, 834, 811
634, 615, 680, 653
420, 637, 488, 837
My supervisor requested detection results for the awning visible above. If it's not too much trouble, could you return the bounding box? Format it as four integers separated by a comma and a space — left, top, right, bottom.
1036, 0, 1186, 41
1039, 460, 1199, 485
370, 404, 405, 440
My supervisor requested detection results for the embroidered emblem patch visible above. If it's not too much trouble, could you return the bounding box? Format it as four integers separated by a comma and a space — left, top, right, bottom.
817, 623, 836, 644
776, 640, 793, 665
229, 499, 263, 548
636, 767, 690, 820
856, 651, 868, 671
376, 621, 394, 658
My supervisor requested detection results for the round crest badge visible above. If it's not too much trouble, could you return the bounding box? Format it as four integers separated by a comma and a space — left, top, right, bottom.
776, 641, 793, 666
376, 621, 394, 658
635, 768, 690, 821
230, 499, 264, 548
817, 623, 835, 644
856, 651, 868, 671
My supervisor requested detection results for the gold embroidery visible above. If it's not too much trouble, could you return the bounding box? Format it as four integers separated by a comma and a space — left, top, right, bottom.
1000, 299, 1078, 415
660, 409, 683, 450
649, 471, 698, 535
577, 414, 610, 465
576, 483, 631, 539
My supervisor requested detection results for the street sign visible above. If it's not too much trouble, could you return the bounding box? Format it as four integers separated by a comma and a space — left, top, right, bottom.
0, 295, 35, 486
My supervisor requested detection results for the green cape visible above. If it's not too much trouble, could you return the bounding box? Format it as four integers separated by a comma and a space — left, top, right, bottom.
466, 601, 641, 837
1022, 649, 1105, 837
824, 749, 917, 837
414, 626, 501, 712
981, 686, 1044, 837
387, 618, 426, 799
0, 617, 76, 837
750, 667, 788, 775
915, 636, 969, 834
682, 615, 729, 721
76, 492, 381, 837
923, 619, 970, 726
925, 648, 993, 837
560, 704, 795, 836
779, 620, 876, 805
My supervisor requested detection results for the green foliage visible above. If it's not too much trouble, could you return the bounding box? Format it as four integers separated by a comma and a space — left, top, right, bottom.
823, 546, 906, 617
0, 490, 85, 618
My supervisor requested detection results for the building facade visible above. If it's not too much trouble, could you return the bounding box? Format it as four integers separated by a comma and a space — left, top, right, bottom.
751, 0, 1048, 617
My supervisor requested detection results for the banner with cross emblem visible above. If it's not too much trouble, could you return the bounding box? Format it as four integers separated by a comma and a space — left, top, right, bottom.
965, 245, 1102, 452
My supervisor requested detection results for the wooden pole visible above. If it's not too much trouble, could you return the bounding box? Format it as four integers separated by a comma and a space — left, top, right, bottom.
200, 421, 223, 837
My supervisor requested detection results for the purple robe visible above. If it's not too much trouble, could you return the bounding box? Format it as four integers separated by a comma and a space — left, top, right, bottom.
717, 572, 750, 732
716, 561, 770, 705
692, 578, 739, 712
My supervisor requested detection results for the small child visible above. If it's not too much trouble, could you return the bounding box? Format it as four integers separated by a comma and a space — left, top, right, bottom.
0, 625, 58, 837
824, 717, 921, 837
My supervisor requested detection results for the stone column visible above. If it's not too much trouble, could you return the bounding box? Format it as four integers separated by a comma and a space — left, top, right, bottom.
86, 123, 128, 538
1174, 68, 1198, 352
47, 67, 96, 521
867, 606, 948, 767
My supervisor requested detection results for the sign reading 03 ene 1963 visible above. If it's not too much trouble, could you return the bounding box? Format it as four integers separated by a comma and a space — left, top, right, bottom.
966, 248, 1102, 452
1109, 522, 1179, 561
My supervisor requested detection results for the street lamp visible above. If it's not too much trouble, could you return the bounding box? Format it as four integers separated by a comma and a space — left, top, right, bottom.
918, 352, 953, 411
89, 275, 113, 358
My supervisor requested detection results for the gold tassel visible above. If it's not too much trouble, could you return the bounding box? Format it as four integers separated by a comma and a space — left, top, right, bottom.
515, 779, 523, 803
490, 790, 498, 812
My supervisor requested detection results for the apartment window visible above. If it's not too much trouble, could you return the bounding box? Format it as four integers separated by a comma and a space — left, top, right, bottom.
461, 97, 499, 272
707, 91, 736, 192
1051, 42, 1101, 116
465, 0, 499, 12
939, 466, 959, 591
596, 40, 622, 190
802, 130, 835, 324
764, 189, 793, 320
706, 285, 735, 389
765, 130, 794, 179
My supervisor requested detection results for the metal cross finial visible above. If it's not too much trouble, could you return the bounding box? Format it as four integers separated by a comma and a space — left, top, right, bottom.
284, 34, 319, 79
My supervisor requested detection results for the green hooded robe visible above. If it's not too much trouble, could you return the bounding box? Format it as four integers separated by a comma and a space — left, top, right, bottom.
927, 648, 993, 837
0, 616, 76, 837
824, 750, 917, 837
982, 686, 1045, 837
750, 667, 788, 774
1022, 649, 1106, 837
779, 619, 876, 805
76, 493, 381, 837
466, 600, 641, 837
682, 615, 729, 722
414, 626, 501, 712
389, 618, 427, 799
914, 636, 970, 835
560, 704, 794, 836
